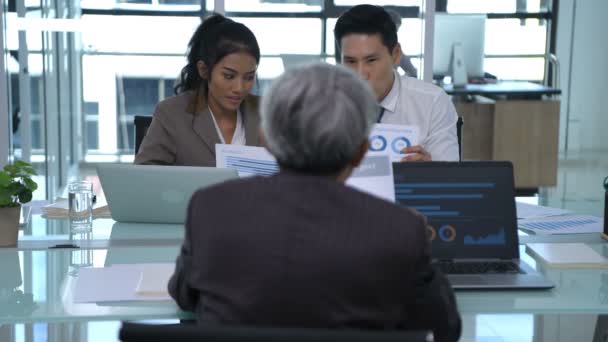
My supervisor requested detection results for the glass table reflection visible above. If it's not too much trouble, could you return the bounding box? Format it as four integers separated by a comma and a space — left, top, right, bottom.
0, 241, 607, 341
0, 245, 189, 325
18, 214, 184, 249
2, 243, 608, 317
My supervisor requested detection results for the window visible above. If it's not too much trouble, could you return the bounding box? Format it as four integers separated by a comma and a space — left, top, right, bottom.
81, 0, 201, 10
225, 0, 322, 13
447, 0, 550, 14
445, 0, 553, 81
334, 0, 420, 5
76, 0, 555, 159
232, 18, 322, 55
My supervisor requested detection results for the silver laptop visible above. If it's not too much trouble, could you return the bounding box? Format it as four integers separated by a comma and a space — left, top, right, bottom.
392, 161, 554, 290
97, 164, 238, 224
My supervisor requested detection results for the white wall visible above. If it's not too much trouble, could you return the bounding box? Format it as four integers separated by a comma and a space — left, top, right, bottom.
557, 0, 608, 153
0, 8, 9, 167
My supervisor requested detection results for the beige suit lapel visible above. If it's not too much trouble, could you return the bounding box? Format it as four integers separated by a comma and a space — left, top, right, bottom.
192, 106, 221, 156
190, 90, 259, 152
242, 96, 261, 146
243, 110, 260, 146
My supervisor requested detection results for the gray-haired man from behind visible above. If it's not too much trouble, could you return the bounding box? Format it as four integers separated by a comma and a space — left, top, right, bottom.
168, 63, 461, 342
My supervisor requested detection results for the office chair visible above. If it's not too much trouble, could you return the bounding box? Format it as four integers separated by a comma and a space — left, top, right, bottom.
134, 115, 153, 155
119, 322, 432, 342
456, 116, 464, 161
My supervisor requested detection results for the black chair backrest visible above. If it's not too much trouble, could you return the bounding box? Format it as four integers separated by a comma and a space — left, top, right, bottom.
456, 116, 464, 161
134, 115, 153, 155
119, 323, 431, 342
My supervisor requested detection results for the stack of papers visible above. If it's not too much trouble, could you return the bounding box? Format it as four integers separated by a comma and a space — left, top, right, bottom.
526, 243, 608, 268
42, 198, 111, 219
518, 215, 603, 235
515, 201, 603, 235
515, 201, 571, 219
73, 263, 174, 303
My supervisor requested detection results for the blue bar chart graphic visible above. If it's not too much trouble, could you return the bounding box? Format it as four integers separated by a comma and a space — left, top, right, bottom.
519, 218, 598, 231
393, 168, 513, 257
463, 228, 505, 246
225, 156, 279, 176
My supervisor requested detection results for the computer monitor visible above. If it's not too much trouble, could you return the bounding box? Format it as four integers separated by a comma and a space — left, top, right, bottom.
433, 14, 486, 83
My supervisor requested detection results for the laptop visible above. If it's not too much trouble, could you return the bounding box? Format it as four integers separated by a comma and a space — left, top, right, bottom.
392, 161, 554, 290
97, 164, 238, 224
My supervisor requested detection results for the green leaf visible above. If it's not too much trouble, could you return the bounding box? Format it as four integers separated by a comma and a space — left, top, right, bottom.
0, 162, 38, 205
18, 191, 32, 204
23, 178, 38, 191
0, 192, 12, 206
3, 165, 17, 175
7, 182, 25, 197
13, 160, 29, 168
24, 167, 36, 175
0, 172, 10, 187
15, 170, 33, 177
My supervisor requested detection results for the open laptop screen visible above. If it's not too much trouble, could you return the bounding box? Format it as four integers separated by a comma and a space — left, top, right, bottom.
392, 162, 519, 260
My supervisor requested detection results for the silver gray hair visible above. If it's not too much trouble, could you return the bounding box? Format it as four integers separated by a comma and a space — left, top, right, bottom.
260, 63, 378, 173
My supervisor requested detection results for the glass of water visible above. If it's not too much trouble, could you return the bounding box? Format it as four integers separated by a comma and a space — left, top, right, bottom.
68, 181, 93, 232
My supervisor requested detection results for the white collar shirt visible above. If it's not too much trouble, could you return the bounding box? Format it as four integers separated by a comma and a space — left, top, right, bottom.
209, 107, 246, 145
378, 70, 460, 161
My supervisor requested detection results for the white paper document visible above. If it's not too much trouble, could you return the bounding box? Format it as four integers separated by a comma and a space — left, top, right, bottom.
518, 215, 604, 235
136, 263, 175, 296
347, 154, 395, 202
216, 144, 278, 177
369, 124, 419, 162
526, 243, 608, 268
515, 201, 572, 219
73, 263, 173, 303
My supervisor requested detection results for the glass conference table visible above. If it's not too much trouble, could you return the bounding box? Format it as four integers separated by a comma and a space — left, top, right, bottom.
2, 214, 608, 342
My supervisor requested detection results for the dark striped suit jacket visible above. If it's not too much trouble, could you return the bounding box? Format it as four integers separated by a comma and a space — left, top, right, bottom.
169, 171, 461, 342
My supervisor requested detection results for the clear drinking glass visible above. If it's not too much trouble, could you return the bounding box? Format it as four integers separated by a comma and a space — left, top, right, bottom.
68, 181, 93, 231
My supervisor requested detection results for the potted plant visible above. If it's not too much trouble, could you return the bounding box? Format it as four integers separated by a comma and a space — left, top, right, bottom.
0, 160, 37, 247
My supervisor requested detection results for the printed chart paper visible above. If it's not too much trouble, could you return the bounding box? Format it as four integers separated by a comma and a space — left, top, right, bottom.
216, 144, 279, 177
369, 124, 419, 162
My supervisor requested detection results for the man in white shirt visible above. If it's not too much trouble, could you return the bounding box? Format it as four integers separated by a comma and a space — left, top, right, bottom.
334, 4, 459, 162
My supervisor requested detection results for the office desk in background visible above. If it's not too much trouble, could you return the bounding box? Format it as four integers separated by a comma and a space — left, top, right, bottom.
445, 81, 561, 192
444, 81, 561, 99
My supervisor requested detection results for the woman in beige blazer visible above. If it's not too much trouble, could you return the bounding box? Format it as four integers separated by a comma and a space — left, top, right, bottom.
135, 14, 262, 167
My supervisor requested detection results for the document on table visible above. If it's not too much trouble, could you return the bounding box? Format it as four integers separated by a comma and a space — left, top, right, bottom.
347, 154, 395, 202
526, 243, 608, 268
73, 263, 173, 303
216, 144, 278, 177
369, 124, 419, 162
135, 263, 175, 296
515, 201, 572, 219
518, 215, 604, 235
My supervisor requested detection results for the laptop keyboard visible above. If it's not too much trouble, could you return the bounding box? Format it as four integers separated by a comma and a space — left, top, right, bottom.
433, 261, 525, 275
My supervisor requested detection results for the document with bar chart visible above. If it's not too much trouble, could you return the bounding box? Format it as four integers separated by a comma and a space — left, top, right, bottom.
216, 144, 279, 177
346, 154, 394, 202
518, 215, 603, 235
216, 145, 394, 201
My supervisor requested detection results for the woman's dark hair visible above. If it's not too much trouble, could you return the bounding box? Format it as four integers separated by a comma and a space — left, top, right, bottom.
174, 14, 261, 95
334, 5, 398, 63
